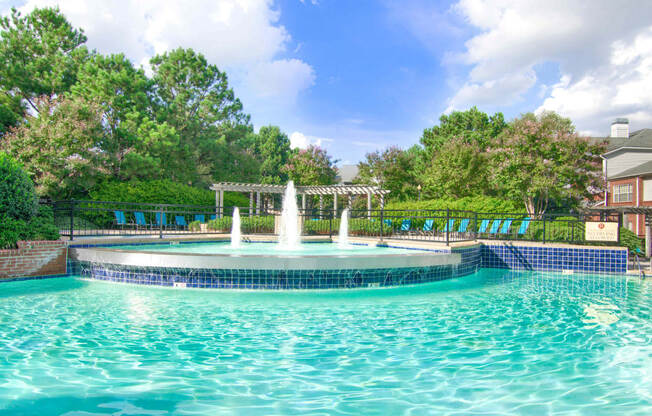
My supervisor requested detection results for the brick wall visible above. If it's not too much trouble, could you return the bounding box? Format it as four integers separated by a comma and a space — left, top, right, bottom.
0, 241, 67, 279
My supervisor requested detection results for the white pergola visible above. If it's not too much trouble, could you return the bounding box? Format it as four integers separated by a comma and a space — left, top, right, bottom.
209, 182, 390, 218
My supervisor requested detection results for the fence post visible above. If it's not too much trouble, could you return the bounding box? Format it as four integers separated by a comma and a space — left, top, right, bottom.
69, 199, 75, 241
445, 208, 450, 246
474, 212, 478, 241
159, 206, 164, 239
379, 207, 384, 242
542, 215, 546, 244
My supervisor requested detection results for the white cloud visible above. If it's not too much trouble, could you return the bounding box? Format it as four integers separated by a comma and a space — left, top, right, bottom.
10, 0, 314, 106
445, 0, 652, 131
289, 131, 332, 149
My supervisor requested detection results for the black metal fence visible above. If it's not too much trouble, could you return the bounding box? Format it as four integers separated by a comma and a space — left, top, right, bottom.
49, 200, 620, 245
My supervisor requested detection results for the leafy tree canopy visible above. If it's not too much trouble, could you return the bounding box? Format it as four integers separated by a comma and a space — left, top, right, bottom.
488, 111, 606, 216
355, 146, 419, 201
284, 145, 339, 186
420, 106, 506, 154
255, 125, 292, 185
0, 7, 88, 113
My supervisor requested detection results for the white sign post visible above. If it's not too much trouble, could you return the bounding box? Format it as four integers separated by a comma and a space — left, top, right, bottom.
585, 222, 619, 242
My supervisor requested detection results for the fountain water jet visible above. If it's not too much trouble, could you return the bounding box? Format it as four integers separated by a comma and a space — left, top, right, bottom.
278, 181, 301, 249
338, 208, 350, 248
230, 207, 242, 248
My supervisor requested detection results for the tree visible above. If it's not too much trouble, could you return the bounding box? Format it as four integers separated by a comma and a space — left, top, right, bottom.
488, 111, 606, 216
70, 53, 158, 180
355, 146, 419, 200
422, 137, 489, 198
150, 47, 252, 185
0, 91, 23, 137
420, 106, 506, 154
0, 7, 88, 114
1, 96, 105, 198
284, 145, 338, 186
255, 125, 292, 184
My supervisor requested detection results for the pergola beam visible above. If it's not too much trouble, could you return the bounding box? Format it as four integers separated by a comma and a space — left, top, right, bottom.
210, 182, 390, 196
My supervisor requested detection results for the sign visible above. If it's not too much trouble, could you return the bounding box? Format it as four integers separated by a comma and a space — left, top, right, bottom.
585, 222, 619, 242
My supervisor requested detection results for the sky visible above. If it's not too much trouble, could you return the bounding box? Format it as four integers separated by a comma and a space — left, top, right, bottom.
2, 0, 652, 164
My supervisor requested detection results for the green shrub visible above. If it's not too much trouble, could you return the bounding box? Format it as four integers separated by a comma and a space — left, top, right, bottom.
208, 216, 232, 232
0, 152, 37, 221
241, 216, 275, 233
612, 228, 642, 254
0, 206, 60, 249
89, 180, 249, 207
189, 220, 201, 232
385, 196, 522, 215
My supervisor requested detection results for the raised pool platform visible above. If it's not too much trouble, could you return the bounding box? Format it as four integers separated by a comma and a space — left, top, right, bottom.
69, 240, 479, 289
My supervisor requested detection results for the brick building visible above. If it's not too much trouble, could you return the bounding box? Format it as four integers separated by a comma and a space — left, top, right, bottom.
600, 118, 652, 237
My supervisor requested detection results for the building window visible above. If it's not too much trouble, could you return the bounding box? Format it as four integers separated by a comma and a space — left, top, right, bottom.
613, 184, 632, 203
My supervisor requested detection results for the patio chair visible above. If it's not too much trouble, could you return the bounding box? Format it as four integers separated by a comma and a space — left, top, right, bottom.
487, 219, 502, 236
113, 210, 128, 229
210, 214, 216, 221
442, 219, 455, 233
422, 219, 434, 233
134, 212, 149, 230
517, 218, 531, 235
477, 219, 490, 233
175, 215, 188, 230
155, 212, 168, 229
457, 218, 470, 233
194, 214, 206, 223
499, 219, 513, 235
400, 219, 412, 234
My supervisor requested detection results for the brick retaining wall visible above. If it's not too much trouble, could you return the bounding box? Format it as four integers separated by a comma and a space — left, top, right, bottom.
0, 241, 67, 279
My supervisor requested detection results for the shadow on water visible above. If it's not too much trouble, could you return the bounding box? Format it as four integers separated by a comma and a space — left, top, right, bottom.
0, 277, 88, 300
1, 395, 177, 415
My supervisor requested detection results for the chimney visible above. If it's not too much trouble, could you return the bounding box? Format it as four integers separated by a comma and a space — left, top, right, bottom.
610, 118, 629, 138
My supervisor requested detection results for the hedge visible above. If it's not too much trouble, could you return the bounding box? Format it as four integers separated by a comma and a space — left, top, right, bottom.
0, 205, 60, 249
385, 196, 522, 215
0, 152, 37, 221
89, 180, 249, 207
207, 216, 275, 233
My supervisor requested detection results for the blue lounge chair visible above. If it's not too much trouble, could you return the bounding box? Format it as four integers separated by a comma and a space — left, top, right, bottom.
175, 215, 187, 229
155, 212, 167, 228
400, 219, 411, 232
194, 214, 206, 223
113, 210, 127, 228
134, 212, 148, 229
443, 219, 455, 233
210, 214, 216, 220
422, 219, 434, 232
457, 218, 470, 233
499, 219, 513, 234
488, 219, 502, 234
517, 218, 531, 235
383, 219, 392, 227
477, 219, 490, 233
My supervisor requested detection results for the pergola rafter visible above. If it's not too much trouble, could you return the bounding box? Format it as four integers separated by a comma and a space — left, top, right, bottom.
209, 182, 390, 218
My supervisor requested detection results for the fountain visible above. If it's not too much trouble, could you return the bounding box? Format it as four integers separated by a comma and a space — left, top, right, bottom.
230, 207, 242, 248
278, 180, 301, 249
338, 208, 350, 248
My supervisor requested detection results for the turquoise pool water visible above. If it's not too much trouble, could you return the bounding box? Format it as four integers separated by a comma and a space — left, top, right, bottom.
1, 270, 651, 415
109, 241, 419, 256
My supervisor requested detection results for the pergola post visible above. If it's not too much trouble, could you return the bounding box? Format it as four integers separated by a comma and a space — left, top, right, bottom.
347, 193, 352, 210
319, 195, 323, 219
256, 192, 261, 215
215, 190, 219, 218
367, 193, 372, 219
301, 194, 306, 212
249, 192, 253, 217
219, 190, 224, 218
333, 193, 338, 218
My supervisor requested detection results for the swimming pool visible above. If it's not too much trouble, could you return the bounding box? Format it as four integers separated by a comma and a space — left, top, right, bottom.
1, 269, 650, 414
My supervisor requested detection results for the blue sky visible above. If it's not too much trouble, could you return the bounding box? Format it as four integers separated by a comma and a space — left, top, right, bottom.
3, 1, 652, 164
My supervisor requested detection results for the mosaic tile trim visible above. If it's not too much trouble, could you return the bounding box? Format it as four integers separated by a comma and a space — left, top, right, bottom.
78, 262, 471, 289
481, 244, 628, 274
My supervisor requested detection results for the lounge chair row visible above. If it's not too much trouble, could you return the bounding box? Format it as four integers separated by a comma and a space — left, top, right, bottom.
113, 211, 216, 229
386, 218, 531, 236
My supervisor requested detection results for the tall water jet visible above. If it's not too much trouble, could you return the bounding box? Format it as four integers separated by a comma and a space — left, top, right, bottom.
338, 208, 350, 248
278, 181, 300, 249
230, 207, 242, 248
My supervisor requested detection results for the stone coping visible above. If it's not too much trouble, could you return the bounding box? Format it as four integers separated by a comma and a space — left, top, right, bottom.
70, 245, 460, 270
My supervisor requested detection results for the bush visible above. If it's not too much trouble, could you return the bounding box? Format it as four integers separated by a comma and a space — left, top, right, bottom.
89, 180, 249, 207
0, 206, 60, 249
385, 196, 522, 215
208, 217, 232, 232
189, 220, 201, 232
0, 152, 37, 221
